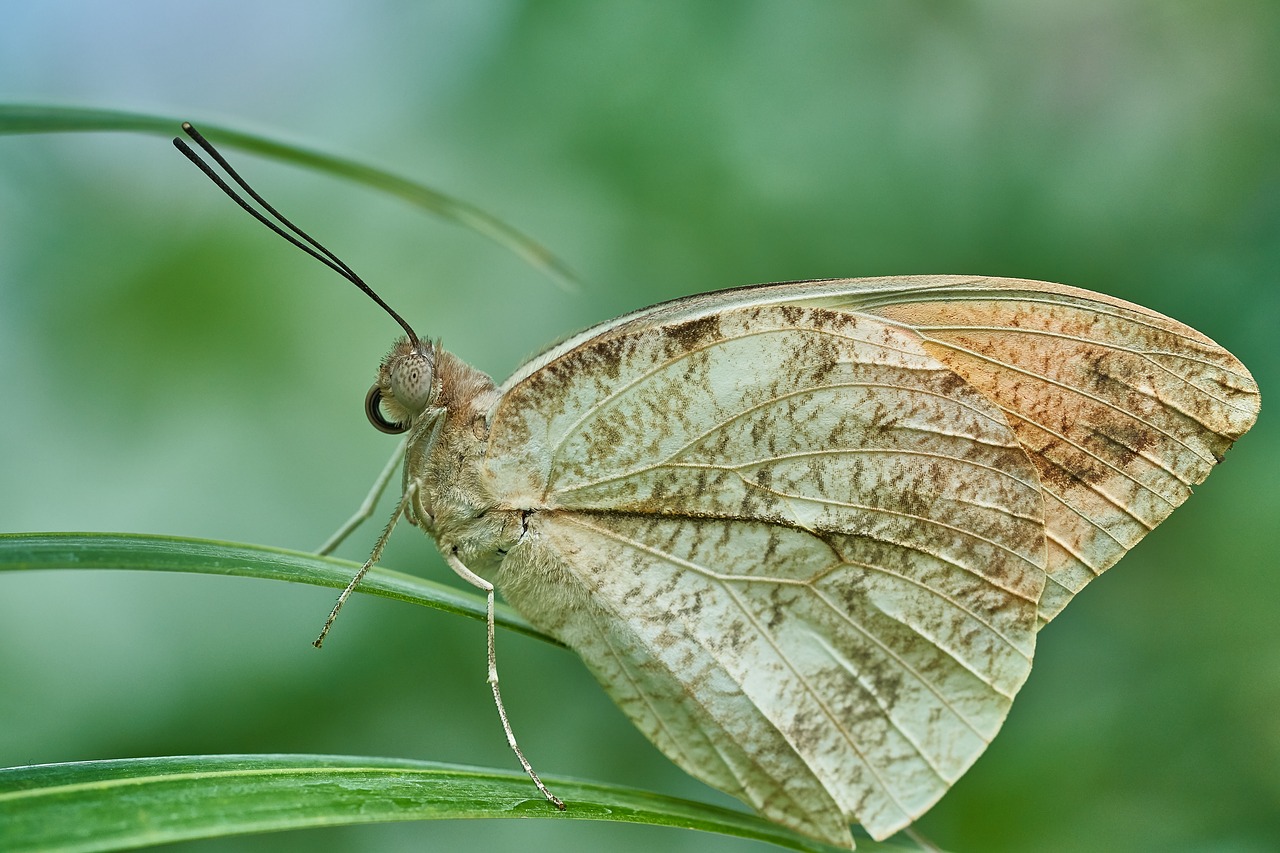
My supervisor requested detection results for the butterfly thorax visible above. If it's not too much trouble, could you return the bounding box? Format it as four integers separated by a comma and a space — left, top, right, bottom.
395, 346, 522, 581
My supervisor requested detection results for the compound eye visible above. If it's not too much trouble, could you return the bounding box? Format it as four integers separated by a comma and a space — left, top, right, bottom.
365, 384, 408, 434
391, 355, 433, 414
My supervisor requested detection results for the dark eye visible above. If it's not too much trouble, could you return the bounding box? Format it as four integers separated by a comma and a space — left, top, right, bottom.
364, 385, 407, 434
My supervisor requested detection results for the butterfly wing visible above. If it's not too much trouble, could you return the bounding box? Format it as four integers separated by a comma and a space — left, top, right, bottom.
487, 299, 1050, 843
483, 277, 1257, 844
498, 277, 1259, 622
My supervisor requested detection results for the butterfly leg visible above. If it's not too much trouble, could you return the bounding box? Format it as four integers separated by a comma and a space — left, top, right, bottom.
443, 548, 566, 811
315, 437, 407, 556
312, 485, 412, 648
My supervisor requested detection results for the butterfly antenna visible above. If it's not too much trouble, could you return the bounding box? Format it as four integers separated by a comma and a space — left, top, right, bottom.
172, 122, 419, 345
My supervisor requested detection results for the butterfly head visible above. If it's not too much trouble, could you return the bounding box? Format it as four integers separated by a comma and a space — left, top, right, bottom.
366, 337, 437, 434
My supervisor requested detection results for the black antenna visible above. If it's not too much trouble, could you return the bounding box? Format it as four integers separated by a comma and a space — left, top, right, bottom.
172, 122, 419, 345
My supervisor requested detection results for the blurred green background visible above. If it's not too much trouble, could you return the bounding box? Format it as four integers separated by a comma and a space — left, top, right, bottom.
2, 3, 1277, 851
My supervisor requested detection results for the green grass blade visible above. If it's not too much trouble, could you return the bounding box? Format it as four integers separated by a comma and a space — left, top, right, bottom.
0, 532, 556, 646
0, 103, 577, 288
0, 754, 911, 853
0, 538, 924, 850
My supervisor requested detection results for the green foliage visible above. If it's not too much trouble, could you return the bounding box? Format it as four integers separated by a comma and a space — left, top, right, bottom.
0, 105, 575, 289
1, 753, 886, 853
0, 532, 549, 644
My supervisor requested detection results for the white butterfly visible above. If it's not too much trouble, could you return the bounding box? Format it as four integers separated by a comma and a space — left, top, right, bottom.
360, 275, 1257, 847
173, 125, 1258, 848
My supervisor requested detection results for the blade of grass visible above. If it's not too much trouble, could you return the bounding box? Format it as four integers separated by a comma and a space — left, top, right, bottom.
0, 754, 912, 853
0, 531, 557, 646
0, 535, 926, 851
0, 103, 577, 288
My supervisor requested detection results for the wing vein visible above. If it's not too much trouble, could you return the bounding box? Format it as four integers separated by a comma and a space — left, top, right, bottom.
736, 476, 1045, 577
915, 338, 1219, 469
546, 324, 928, 463
556, 445, 1038, 501
909, 324, 1255, 418
563, 512, 1024, 728
847, 290, 1225, 353
810, 555, 1033, 663
999, 407, 1182, 518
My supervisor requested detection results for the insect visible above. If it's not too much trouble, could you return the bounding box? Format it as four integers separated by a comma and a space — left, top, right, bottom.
174, 123, 1259, 848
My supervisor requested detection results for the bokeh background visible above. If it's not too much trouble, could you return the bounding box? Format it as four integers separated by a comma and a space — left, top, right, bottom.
2, 3, 1277, 851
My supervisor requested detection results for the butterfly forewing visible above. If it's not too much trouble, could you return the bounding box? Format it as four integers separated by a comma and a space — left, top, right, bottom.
486, 302, 1051, 843
495, 276, 1259, 622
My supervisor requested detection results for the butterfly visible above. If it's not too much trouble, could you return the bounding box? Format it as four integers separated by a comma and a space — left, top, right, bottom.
175, 125, 1259, 849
